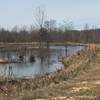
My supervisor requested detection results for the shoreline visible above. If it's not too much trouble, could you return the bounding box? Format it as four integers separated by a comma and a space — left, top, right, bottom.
0, 45, 92, 81
0, 44, 85, 79
0, 45, 99, 100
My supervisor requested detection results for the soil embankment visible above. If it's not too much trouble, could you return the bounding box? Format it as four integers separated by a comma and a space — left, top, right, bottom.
0, 45, 100, 100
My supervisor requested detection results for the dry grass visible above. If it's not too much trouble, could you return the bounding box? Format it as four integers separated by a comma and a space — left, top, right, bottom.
0, 45, 100, 100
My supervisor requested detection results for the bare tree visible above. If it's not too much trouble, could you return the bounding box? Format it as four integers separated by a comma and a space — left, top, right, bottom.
84, 24, 89, 30
44, 20, 50, 31
34, 6, 47, 48
44, 19, 56, 32
11, 25, 19, 32
84, 24, 90, 44
34, 5, 50, 63
34, 5, 46, 29
62, 21, 74, 56
63, 21, 74, 32
84, 24, 92, 61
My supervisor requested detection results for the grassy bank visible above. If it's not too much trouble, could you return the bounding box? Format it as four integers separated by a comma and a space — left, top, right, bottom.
0, 45, 100, 100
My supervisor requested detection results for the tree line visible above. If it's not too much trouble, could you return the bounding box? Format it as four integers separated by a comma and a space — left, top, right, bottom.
1, 5, 99, 44
0, 26, 100, 43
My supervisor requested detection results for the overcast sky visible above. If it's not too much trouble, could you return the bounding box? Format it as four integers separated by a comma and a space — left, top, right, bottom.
0, 0, 100, 30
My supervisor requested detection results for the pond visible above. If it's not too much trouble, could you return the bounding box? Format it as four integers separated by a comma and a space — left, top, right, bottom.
0, 45, 83, 78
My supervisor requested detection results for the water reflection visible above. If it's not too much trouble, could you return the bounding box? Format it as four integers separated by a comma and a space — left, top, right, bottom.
0, 46, 83, 77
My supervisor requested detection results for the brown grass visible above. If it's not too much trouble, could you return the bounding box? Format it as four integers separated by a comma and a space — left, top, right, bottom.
0, 45, 100, 100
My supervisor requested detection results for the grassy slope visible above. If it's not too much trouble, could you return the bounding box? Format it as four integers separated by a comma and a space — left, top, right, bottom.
0, 46, 100, 100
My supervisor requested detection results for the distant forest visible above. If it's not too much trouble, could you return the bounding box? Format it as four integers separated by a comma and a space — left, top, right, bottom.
0, 5, 100, 44
0, 27, 100, 43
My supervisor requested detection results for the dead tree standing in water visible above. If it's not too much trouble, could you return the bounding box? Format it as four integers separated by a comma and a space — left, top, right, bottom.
34, 6, 49, 63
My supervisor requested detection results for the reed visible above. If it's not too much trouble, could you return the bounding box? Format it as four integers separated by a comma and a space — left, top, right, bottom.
0, 45, 98, 100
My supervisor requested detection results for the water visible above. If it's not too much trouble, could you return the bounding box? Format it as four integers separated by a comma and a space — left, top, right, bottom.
0, 46, 83, 77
